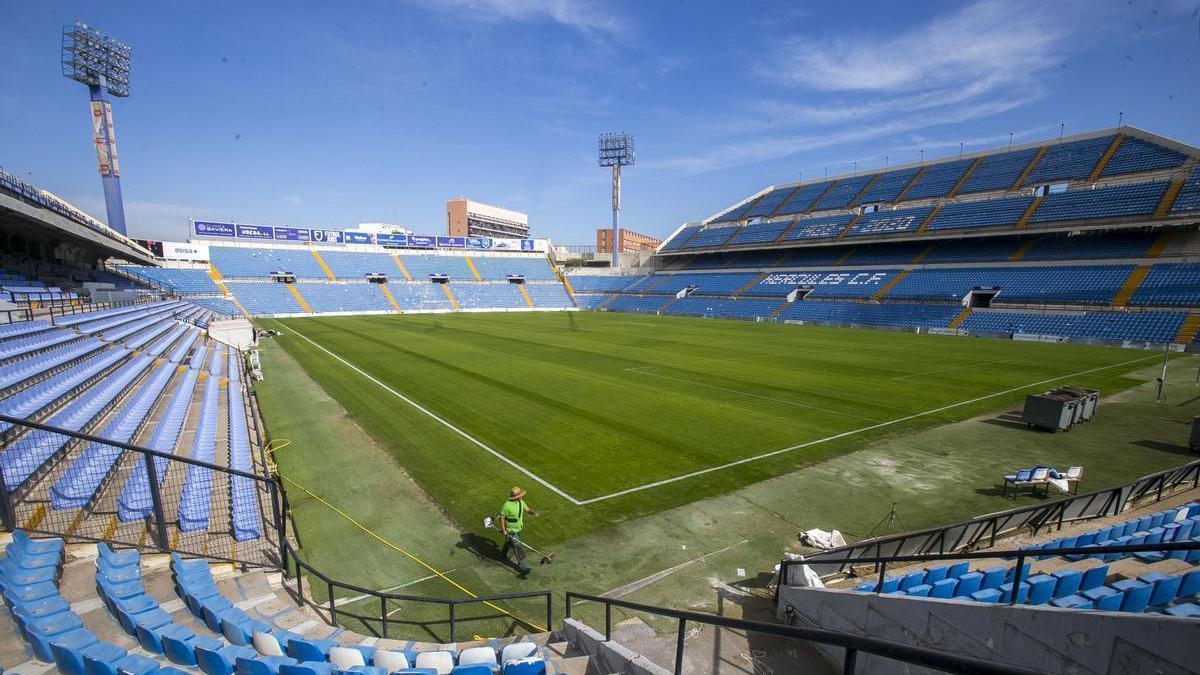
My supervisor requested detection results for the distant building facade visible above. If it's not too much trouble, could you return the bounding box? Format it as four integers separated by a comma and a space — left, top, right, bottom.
597, 228, 661, 254
447, 198, 529, 239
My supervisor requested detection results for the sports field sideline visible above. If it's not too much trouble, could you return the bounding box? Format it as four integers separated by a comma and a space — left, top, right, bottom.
256, 311, 1168, 543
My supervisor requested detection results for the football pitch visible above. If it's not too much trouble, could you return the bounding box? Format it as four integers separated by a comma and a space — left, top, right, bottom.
256, 311, 1165, 543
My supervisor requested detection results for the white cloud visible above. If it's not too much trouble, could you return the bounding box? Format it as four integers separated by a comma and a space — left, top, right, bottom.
407, 0, 629, 37
769, 0, 1065, 93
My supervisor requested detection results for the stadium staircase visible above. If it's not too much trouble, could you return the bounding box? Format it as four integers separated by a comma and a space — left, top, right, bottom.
439, 284, 460, 311
947, 157, 983, 197
391, 256, 412, 281
206, 266, 229, 296
464, 257, 483, 282
1154, 175, 1189, 217
893, 165, 928, 203
517, 284, 534, 308
1144, 230, 1174, 258
1011, 146, 1049, 188
912, 205, 942, 235
947, 307, 972, 329
1086, 134, 1126, 181
1174, 313, 1200, 344
284, 285, 313, 314
869, 270, 909, 301
377, 284, 402, 313
834, 213, 862, 241
831, 249, 855, 267
1013, 195, 1044, 229
309, 251, 335, 281
731, 273, 767, 298
1111, 265, 1150, 307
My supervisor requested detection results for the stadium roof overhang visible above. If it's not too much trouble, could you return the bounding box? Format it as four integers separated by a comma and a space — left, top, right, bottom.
0, 191, 155, 265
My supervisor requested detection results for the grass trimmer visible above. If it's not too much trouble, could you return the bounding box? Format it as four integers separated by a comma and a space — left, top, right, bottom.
483, 516, 555, 565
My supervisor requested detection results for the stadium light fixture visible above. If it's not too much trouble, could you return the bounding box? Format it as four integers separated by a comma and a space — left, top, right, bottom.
599, 133, 635, 267
62, 21, 131, 235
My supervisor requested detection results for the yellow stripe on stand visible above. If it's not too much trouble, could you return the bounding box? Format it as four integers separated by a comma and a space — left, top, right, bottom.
464, 257, 482, 281
517, 284, 534, 308
379, 284, 403, 313
286, 284, 313, 313
440, 284, 460, 311
311, 250, 336, 280
393, 256, 413, 281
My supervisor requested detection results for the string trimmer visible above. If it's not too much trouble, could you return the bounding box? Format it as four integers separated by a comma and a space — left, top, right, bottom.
483, 516, 555, 565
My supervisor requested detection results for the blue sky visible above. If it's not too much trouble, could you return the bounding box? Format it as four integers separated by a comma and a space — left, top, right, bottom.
1, 0, 1198, 244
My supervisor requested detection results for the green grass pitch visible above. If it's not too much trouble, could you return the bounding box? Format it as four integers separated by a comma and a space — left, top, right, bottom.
256, 311, 1162, 545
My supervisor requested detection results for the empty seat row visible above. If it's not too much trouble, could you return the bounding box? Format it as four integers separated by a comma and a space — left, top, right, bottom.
178, 349, 224, 533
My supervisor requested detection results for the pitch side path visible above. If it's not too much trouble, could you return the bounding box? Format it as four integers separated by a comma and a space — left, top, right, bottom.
260, 312, 1176, 541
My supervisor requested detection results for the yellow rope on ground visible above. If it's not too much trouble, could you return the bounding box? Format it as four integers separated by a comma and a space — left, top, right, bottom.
268, 438, 546, 632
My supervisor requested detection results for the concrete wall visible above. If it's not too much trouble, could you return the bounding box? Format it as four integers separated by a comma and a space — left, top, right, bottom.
562, 618, 671, 675
777, 586, 1196, 674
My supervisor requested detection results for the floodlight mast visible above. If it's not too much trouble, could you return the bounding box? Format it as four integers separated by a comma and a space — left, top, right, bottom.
598, 133, 635, 267
62, 22, 131, 235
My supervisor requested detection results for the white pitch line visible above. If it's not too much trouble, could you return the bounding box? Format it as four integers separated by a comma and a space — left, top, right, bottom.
285, 325, 584, 505
575, 353, 1162, 505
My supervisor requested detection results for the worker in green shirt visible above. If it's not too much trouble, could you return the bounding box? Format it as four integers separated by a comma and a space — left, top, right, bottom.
499, 486, 538, 575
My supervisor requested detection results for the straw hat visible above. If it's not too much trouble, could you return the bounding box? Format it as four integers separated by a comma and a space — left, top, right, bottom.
509, 486, 526, 500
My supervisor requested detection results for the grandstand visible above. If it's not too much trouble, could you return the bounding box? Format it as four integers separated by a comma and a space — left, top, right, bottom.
570, 127, 1200, 348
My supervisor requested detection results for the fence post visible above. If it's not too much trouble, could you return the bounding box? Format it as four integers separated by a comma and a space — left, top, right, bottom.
605, 602, 611, 641
1009, 553, 1026, 606
269, 481, 285, 566
843, 648, 858, 674
380, 596, 388, 638
143, 451, 170, 551
673, 618, 686, 675
875, 561, 888, 594
545, 593, 552, 635
295, 557, 303, 599
0, 461, 14, 531
449, 603, 456, 644
327, 581, 336, 624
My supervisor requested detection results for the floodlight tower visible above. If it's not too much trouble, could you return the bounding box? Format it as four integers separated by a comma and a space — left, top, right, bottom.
598, 133, 635, 267
62, 22, 132, 235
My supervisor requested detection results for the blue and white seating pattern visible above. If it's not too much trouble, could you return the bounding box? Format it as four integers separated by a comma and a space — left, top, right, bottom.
812, 174, 875, 211
958, 147, 1041, 195
294, 284, 392, 314
925, 196, 1033, 232
120, 267, 221, 296
962, 310, 1185, 343
1028, 182, 1167, 224
886, 265, 1132, 304
453, 284, 526, 310
903, 158, 974, 201
210, 248, 326, 280
1101, 137, 1188, 177
1129, 263, 1200, 307
1023, 136, 1115, 185
856, 166, 923, 205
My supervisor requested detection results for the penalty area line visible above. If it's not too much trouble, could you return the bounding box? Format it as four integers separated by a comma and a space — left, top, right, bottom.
576, 353, 1162, 505
285, 325, 585, 506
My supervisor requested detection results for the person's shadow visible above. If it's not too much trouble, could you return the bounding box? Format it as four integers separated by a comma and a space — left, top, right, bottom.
457, 532, 526, 575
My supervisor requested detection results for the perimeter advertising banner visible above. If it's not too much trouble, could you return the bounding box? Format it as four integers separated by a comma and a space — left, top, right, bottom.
408, 235, 435, 248
466, 237, 492, 250
273, 226, 311, 242
344, 231, 373, 244
436, 236, 465, 249
161, 241, 210, 261
236, 224, 274, 240
193, 221, 236, 238
375, 233, 408, 247
311, 229, 344, 244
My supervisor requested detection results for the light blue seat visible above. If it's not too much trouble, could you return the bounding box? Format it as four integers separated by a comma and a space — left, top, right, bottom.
1080, 565, 1108, 592
953, 572, 982, 598
237, 656, 299, 675
930, 579, 957, 599
97, 542, 140, 568
1081, 586, 1122, 611
923, 566, 948, 585
394, 670, 439, 675
10, 592, 70, 619
1176, 569, 1200, 599
1165, 603, 1200, 618
878, 577, 900, 593
1118, 582, 1153, 613
164, 633, 222, 666
1049, 595, 1091, 609
501, 656, 547, 675
5, 580, 58, 603
13, 529, 64, 555
221, 614, 273, 646
899, 571, 924, 591
905, 584, 932, 597
970, 588, 1003, 603
998, 582, 1029, 604
287, 637, 339, 663
53, 639, 122, 675
980, 567, 1005, 591
84, 651, 160, 675
1026, 574, 1056, 605
5, 545, 62, 570
137, 623, 194, 655
946, 562, 969, 579
452, 666, 493, 675
197, 645, 257, 675
280, 663, 338, 675
1136, 572, 1181, 607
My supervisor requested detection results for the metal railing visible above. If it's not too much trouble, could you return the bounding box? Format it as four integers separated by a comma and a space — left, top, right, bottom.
279, 539, 551, 643
788, 459, 1200, 580
780, 539, 1200, 610
565, 592, 1039, 675
0, 413, 283, 568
